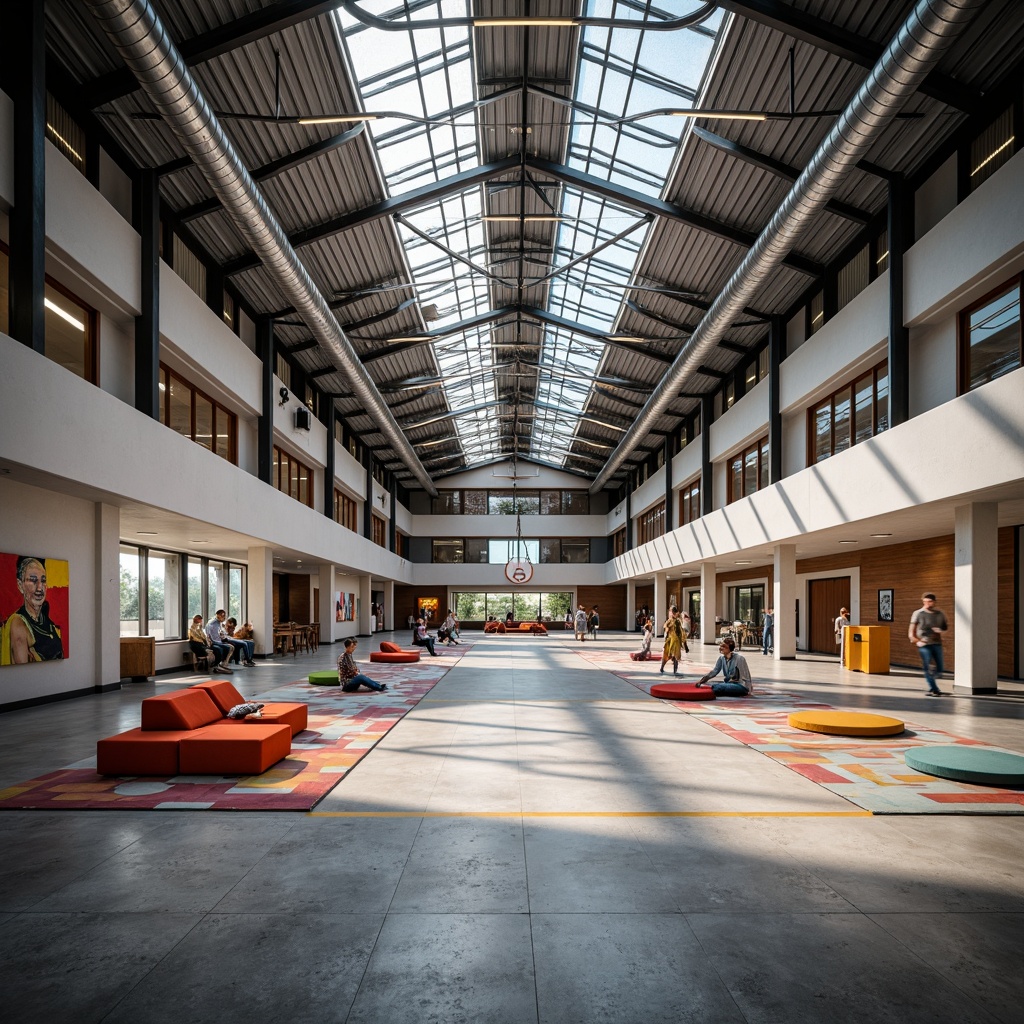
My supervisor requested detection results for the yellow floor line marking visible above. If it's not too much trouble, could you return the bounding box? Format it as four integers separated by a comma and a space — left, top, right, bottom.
307, 810, 873, 819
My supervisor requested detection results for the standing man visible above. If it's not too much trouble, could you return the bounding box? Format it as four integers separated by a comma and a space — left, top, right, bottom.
909, 593, 948, 696
761, 606, 774, 655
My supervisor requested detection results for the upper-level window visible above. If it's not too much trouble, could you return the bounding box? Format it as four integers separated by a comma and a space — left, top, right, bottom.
0, 246, 98, 383
679, 478, 701, 526
727, 437, 769, 503
808, 291, 824, 336
273, 445, 313, 507
874, 228, 889, 275
159, 364, 237, 463
637, 501, 665, 545
334, 489, 358, 532
396, 531, 409, 559
970, 106, 1015, 192
275, 353, 291, 389
959, 277, 1021, 392
611, 526, 626, 557
371, 514, 387, 548
46, 94, 86, 176
431, 489, 590, 515
838, 244, 870, 311
809, 361, 888, 464
431, 538, 590, 564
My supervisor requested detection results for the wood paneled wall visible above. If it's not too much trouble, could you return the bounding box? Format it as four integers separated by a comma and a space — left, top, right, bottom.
577, 585, 628, 630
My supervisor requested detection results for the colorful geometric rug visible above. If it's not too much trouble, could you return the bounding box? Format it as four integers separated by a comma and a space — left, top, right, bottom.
0, 647, 470, 812
574, 643, 1024, 815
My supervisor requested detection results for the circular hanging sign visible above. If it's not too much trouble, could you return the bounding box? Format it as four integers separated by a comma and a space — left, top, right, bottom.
504, 558, 534, 584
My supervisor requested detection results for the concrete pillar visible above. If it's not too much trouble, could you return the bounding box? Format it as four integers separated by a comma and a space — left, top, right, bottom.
773, 543, 797, 660
626, 583, 636, 632
700, 561, 717, 646
953, 502, 998, 694
247, 545, 274, 657
318, 563, 336, 646
95, 503, 121, 691
383, 579, 394, 634
357, 574, 372, 637
653, 573, 667, 637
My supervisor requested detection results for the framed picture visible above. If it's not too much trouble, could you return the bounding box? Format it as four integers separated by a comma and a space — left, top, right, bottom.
1, 552, 70, 665
878, 588, 894, 622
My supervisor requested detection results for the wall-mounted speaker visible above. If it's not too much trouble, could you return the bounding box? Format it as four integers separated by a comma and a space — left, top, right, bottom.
294, 407, 311, 431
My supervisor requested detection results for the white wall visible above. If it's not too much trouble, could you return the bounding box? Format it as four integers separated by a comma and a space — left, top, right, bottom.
98, 148, 133, 224
710, 376, 769, 463
909, 318, 956, 417
98, 314, 135, 406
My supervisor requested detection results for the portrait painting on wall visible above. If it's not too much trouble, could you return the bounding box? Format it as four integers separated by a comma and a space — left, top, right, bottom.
878, 588, 895, 623
0, 553, 70, 665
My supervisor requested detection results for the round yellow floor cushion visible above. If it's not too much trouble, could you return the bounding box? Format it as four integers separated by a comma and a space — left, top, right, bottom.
787, 710, 905, 736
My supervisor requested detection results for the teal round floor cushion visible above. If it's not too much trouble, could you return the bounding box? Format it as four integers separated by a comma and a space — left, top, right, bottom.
308, 670, 339, 686
904, 745, 1024, 785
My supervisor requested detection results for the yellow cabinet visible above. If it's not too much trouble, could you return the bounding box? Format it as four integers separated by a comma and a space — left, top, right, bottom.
843, 625, 890, 674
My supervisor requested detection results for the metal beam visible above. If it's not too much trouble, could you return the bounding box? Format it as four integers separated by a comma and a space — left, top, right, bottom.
223, 157, 522, 277
716, 0, 980, 113
529, 158, 824, 277
692, 127, 873, 224
83, 0, 343, 108
178, 124, 367, 222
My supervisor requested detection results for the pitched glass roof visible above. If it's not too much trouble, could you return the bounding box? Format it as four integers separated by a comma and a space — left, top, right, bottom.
338, 0, 724, 474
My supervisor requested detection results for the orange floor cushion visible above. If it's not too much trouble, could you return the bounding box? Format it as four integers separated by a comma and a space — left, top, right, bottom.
379, 641, 404, 653
484, 621, 505, 633
193, 680, 308, 736
178, 723, 291, 775
370, 651, 420, 664
97, 728, 194, 776
141, 689, 222, 731
650, 682, 716, 701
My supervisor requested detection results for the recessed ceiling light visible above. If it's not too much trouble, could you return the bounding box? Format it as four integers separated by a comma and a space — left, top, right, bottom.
838, 540, 858, 545
189, 539, 209, 544
870, 533, 892, 538
137, 531, 158, 536
735, 560, 752, 564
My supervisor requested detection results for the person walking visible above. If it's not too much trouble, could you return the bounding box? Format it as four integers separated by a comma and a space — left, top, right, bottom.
573, 603, 588, 641
834, 606, 850, 665
659, 606, 684, 676
761, 606, 774, 655
909, 592, 948, 695
680, 609, 692, 656
589, 605, 600, 641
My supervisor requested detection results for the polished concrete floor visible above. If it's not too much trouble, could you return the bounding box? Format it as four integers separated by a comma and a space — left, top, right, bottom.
1, 632, 1023, 1023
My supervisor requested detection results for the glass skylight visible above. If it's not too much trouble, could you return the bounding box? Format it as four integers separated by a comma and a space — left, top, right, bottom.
338, 0, 724, 473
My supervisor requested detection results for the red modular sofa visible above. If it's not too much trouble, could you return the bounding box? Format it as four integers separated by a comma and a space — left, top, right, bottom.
96, 683, 306, 776
485, 621, 547, 634
370, 641, 421, 664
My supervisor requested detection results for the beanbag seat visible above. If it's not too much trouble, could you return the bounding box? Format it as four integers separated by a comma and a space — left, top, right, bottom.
380, 641, 404, 653
370, 651, 420, 664
193, 680, 308, 737
788, 710, 904, 737
309, 670, 340, 685
903, 745, 1024, 785
178, 723, 291, 775
650, 682, 716, 701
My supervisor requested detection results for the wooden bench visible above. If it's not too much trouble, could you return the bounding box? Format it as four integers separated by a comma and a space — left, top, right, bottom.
183, 650, 209, 673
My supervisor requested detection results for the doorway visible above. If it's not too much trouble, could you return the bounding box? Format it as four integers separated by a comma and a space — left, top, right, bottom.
808, 577, 851, 654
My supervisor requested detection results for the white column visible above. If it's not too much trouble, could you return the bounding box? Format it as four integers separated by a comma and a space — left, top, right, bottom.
95, 502, 121, 690
700, 561, 717, 646
383, 579, 394, 634
357, 574, 373, 637
318, 563, 336, 646
247, 545, 274, 657
653, 572, 667, 636
626, 584, 636, 632
954, 502, 998, 694
773, 543, 796, 660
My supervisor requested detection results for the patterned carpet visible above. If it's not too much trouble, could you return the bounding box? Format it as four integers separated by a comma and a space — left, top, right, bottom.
576, 644, 1024, 815
0, 646, 470, 812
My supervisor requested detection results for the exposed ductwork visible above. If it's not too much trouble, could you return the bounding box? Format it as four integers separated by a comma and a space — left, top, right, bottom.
83, 0, 439, 496
589, 0, 984, 494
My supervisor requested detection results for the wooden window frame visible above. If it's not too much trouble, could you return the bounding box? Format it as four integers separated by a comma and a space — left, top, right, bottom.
272, 445, 314, 507
611, 527, 627, 557
159, 362, 238, 464
637, 501, 666, 545
726, 437, 769, 504
806, 360, 889, 466
679, 478, 701, 526
957, 274, 1023, 395
371, 513, 387, 548
333, 488, 358, 532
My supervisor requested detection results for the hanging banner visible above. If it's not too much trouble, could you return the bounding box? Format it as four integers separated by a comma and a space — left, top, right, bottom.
504, 558, 534, 584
